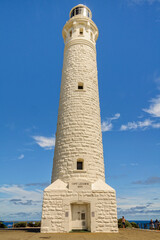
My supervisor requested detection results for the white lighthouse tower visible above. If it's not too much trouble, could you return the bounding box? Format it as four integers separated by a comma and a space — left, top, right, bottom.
41, 4, 118, 233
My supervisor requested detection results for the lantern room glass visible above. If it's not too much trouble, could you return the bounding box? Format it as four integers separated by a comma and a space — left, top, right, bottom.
70, 6, 91, 18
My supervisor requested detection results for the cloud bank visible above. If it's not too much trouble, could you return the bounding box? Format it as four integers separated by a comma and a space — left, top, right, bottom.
133, 176, 160, 185
0, 184, 43, 221
120, 118, 160, 131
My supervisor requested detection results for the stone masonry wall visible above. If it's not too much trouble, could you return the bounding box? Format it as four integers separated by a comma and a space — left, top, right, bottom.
52, 43, 105, 183
41, 189, 118, 233
95, 192, 118, 232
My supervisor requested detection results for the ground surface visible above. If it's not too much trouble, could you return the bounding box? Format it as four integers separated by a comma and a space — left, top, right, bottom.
0, 229, 160, 240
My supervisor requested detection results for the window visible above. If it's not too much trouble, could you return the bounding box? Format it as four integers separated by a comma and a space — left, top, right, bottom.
78, 82, 83, 90
79, 28, 83, 35
90, 32, 93, 40
82, 221, 85, 226
81, 213, 85, 220
70, 7, 91, 18
77, 160, 83, 170
70, 30, 72, 37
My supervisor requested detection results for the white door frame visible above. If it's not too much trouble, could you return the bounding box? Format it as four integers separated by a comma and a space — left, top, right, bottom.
71, 202, 90, 231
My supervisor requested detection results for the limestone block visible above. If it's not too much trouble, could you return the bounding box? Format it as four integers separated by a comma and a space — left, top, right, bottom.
41, 4, 118, 234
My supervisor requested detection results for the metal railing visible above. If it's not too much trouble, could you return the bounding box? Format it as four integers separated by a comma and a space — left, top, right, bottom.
136, 222, 160, 230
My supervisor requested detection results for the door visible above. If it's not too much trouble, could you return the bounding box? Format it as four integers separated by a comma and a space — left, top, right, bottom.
71, 204, 88, 230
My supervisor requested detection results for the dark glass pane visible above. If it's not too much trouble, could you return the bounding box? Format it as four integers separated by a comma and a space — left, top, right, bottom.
79, 8, 83, 14
77, 161, 83, 170
70, 7, 91, 18
82, 221, 85, 226
81, 213, 85, 220
76, 8, 79, 15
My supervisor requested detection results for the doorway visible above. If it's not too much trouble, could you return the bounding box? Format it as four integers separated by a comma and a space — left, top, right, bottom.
71, 203, 90, 231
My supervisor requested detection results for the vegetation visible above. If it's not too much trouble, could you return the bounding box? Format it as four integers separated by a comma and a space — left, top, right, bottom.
14, 222, 27, 228
118, 218, 139, 228
27, 221, 41, 227
0, 222, 7, 228
130, 222, 139, 228
14, 221, 41, 228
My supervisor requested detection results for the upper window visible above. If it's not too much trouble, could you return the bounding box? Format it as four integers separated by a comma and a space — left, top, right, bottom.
77, 159, 83, 170
79, 28, 83, 35
70, 30, 72, 37
90, 32, 93, 40
78, 82, 83, 89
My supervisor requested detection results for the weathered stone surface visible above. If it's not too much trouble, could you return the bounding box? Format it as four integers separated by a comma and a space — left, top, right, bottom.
51, 41, 105, 184
41, 4, 118, 233
41, 180, 118, 233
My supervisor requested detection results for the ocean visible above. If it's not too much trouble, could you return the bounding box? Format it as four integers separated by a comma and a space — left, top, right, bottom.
129, 220, 154, 229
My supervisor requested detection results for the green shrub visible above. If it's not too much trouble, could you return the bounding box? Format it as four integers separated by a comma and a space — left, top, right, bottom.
27, 221, 41, 227
0, 222, 7, 228
118, 218, 132, 228
14, 222, 27, 228
34, 221, 41, 227
130, 222, 139, 228
27, 222, 34, 227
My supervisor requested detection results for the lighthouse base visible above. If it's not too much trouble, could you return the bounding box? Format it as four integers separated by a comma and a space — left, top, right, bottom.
41, 179, 118, 233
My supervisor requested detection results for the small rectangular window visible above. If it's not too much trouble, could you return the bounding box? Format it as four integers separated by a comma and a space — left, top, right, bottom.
70, 30, 72, 37
79, 28, 83, 35
81, 213, 85, 220
90, 32, 93, 40
78, 82, 83, 90
82, 221, 85, 226
77, 161, 83, 170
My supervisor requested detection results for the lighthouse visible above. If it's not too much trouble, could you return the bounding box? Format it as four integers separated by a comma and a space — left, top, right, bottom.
41, 4, 118, 233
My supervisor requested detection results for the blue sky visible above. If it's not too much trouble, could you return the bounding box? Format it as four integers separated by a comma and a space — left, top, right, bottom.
0, 0, 160, 221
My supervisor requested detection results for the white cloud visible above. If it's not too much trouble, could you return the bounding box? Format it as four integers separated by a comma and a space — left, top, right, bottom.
18, 154, 24, 160
120, 94, 160, 131
120, 119, 156, 131
101, 113, 120, 132
152, 123, 160, 128
32, 136, 55, 150
110, 113, 120, 120
143, 95, 160, 117
101, 122, 113, 132
130, 163, 139, 166
0, 184, 43, 221
0, 185, 42, 200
